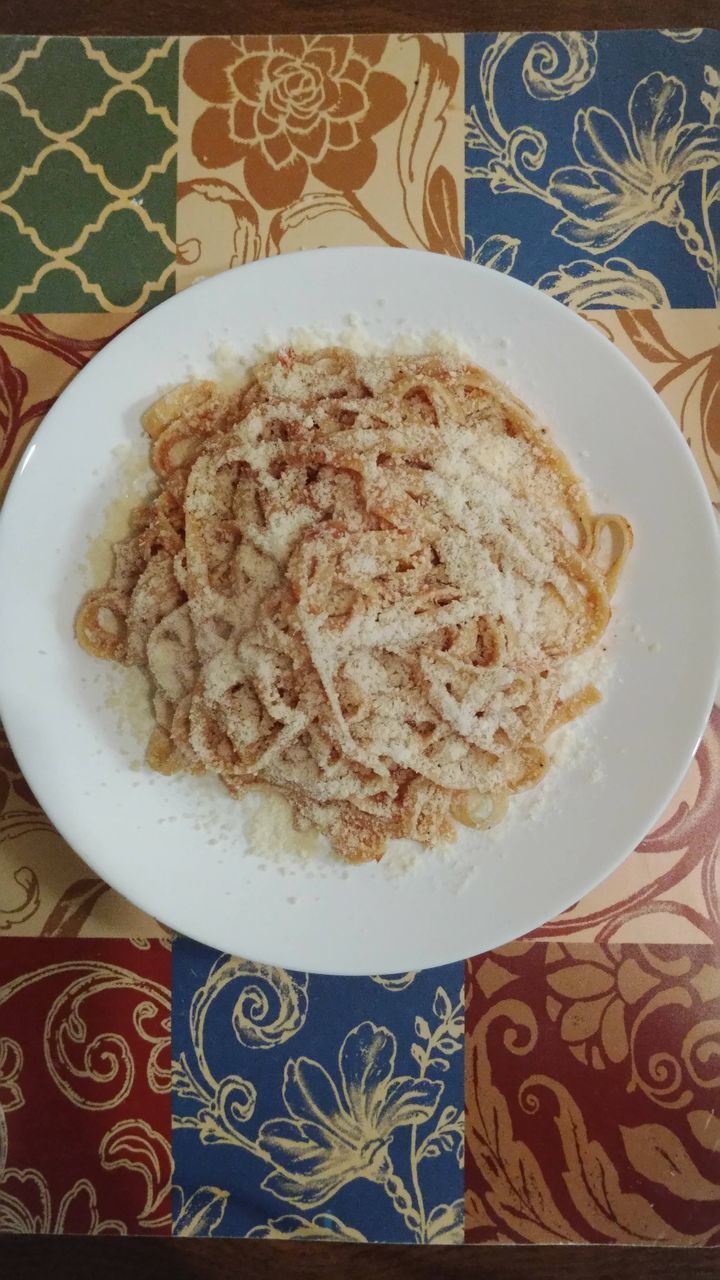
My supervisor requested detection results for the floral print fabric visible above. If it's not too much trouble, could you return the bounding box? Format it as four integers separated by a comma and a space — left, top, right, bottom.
465, 29, 720, 307
1, 29, 720, 1243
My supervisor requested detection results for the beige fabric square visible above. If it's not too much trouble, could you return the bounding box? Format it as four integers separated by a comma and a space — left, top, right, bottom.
176, 34, 465, 289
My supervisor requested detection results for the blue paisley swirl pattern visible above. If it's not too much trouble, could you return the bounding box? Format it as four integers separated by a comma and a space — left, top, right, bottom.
466, 29, 720, 306
172, 941, 464, 1241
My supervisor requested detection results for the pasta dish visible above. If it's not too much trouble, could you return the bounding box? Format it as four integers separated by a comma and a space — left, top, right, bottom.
76, 347, 631, 862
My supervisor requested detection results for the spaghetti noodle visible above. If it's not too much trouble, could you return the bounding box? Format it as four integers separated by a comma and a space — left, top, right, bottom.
77, 348, 631, 862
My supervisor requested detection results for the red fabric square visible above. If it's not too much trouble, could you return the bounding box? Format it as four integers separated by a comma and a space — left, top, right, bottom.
0, 938, 171, 1234
465, 943, 720, 1245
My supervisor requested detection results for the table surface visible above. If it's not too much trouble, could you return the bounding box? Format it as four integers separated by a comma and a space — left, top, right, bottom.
0, 0, 719, 35
0, 0, 717, 1275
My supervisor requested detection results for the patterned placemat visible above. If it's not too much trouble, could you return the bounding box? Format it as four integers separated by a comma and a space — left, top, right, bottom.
1, 29, 719, 1243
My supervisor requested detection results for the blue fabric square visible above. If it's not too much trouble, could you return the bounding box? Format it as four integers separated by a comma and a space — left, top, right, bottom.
465, 29, 720, 307
171, 938, 464, 1242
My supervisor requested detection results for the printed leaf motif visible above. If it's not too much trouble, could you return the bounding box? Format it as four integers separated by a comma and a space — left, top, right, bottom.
536, 258, 670, 308
467, 232, 520, 273
172, 1053, 203, 1103
466, 1187, 494, 1230
177, 238, 200, 266
232, 216, 261, 268
417, 1103, 463, 1165
397, 35, 458, 244
659, 29, 703, 43
537, 1077, 710, 1242
700, 350, 720, 453
247, 1211, 367, 1241
174, 1185, 229, 1237
432, 987, 451, 1019
0, 866, 41, 931
435, 1035, 462, 1055
0, 1038, 23, 1111
688, 1110, 720, 1153
269, 192, 367, 250
617, 310, 684, 364
40, 877, 109, 937
466, 104, 498, 156
425, 1198, 464, 1243
177, 177, 257, 222
176, 176, 262, 270
467, 1079, 577, 1242
100, 1119, 172, 1227
54, 1179, 125, 1236
0, 345, 29, 469
423, 164, 462, 256
467, 1004, 580, 1244
99, 1121, 170, 1228
547, 962, 614, 999
621, 1123, 720, 1201
370, 972, 417, 992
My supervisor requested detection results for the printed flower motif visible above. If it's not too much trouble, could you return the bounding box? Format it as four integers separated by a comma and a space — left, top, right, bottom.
247, 1211, 367, 1241
184, 35, 407, 209
257, 1021, 442, 1207
549, 72, 720, 251
545, 951, 665, 1069
536, 257, 670, 308
0, 1169, 124, 1235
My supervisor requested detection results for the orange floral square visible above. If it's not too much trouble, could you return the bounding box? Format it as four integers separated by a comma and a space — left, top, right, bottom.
176, 34, 464, 288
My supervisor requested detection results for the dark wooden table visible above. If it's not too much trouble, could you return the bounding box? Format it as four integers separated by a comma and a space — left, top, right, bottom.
1, 0, 719, 33
0, 0, 717, 1275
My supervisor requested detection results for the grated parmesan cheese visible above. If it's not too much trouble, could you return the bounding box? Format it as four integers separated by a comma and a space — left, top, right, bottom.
83, 327, 627, 880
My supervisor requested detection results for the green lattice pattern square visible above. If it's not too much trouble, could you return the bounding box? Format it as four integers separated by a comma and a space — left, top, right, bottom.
0, 36, 177, 312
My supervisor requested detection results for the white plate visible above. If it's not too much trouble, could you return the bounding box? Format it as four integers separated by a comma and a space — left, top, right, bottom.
1, 248, 719, 974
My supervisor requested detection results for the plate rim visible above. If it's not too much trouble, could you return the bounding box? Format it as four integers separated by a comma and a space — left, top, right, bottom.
1, 246, 720, 973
